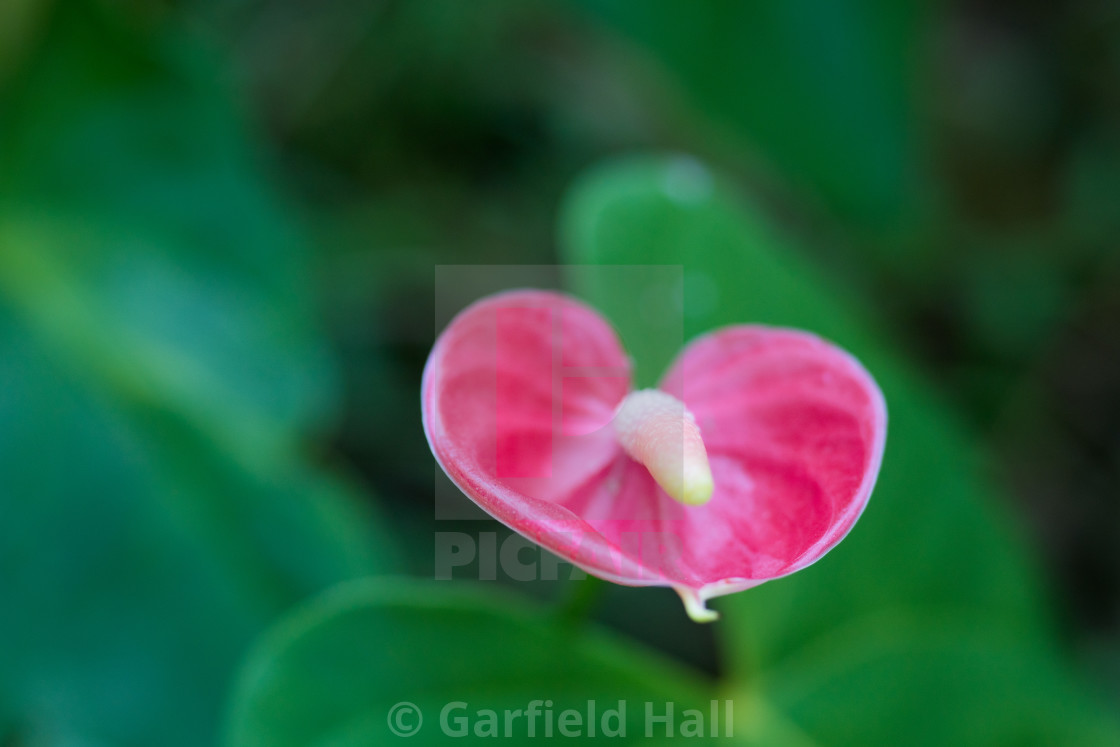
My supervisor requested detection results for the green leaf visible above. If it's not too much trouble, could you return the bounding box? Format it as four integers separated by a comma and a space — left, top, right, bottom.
0, 0, 336, 442
559, 154, 1120, 742
0, 305, 392, 747
227, 578, 769, 746
0, 2, 399, 744
0, 213, 333, 471
753, 614, 1120, 747
568, 0, 928, 229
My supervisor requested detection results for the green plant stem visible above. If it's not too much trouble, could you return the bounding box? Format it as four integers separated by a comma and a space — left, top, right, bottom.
557, 575, 607, 626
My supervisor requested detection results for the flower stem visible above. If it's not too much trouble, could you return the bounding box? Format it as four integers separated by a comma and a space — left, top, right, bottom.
557, 575, 607, 626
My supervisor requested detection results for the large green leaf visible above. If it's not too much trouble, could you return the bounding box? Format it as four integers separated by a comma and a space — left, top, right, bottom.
227, 578, 772, 746
0, 2, 398, 744
567, 0, 928, 228
0, 308, 391, 746
0, 0, 336, 442
747, 614, 1120, 747
559, 155, 1120, 742
0, 213, 334, 473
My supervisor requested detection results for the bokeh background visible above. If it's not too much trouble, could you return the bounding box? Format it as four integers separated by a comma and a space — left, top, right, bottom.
1, 0, 1118, 744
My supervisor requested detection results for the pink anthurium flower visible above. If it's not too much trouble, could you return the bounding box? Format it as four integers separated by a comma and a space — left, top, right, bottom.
422, 290, 886, 622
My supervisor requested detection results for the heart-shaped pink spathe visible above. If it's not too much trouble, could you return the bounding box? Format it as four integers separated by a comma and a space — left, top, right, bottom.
422, 289, 886, 621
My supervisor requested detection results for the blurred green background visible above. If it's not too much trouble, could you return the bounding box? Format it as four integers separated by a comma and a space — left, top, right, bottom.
1, 0, 1118, 744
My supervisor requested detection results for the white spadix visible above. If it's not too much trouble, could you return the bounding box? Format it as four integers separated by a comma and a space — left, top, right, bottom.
613, 389, 714, 507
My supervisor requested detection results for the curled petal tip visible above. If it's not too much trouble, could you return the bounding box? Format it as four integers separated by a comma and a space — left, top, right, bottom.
677, 588, 719, 623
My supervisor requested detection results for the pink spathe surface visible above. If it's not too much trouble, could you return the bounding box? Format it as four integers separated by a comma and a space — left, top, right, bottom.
423, 289, 887, 621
